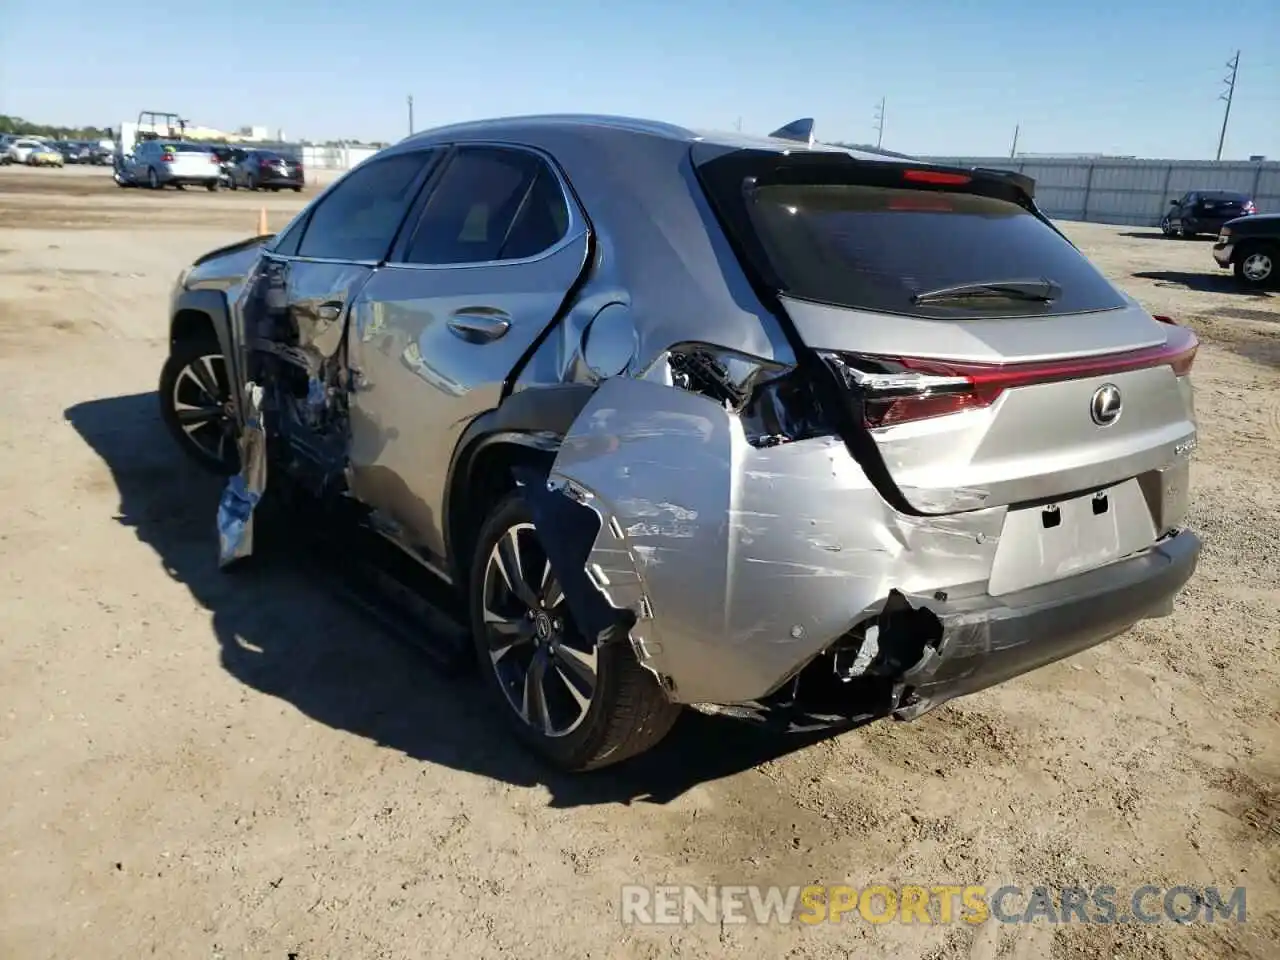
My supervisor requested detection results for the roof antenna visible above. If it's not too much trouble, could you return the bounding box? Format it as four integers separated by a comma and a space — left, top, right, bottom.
769, 118, 815, 147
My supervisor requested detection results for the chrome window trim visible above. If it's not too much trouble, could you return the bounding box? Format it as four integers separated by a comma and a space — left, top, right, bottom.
386, 140, 587, 271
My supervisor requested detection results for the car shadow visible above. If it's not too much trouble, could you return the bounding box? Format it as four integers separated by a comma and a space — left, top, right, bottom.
64, 391, 852, 808
1118, 231, 1216, 242
1131, 270, 1273, 297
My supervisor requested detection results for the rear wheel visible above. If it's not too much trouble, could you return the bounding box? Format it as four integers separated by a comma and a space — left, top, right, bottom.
292, 186, 302, 193
158, 334, 239, 474
1180, 220, 1196, 239
1235, 244, 1276, 288
206, 180, 220, 192
469, 493, 680, 771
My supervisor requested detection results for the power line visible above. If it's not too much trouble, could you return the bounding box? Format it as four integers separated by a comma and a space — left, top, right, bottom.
873, 96, 886, 149
1216, 51, 1239, 161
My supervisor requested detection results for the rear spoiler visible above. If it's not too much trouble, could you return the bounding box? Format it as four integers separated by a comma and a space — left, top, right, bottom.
972, 166, 1036, 200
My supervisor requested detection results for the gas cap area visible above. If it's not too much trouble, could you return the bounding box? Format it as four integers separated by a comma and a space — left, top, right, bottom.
581, 302, 637, 379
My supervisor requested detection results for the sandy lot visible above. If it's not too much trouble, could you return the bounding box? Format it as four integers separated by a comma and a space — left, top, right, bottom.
0, 164, 1277, 960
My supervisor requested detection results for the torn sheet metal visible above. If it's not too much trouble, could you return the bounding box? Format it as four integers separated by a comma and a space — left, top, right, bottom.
545, 376, 1007, 705
217, 382, 267, 568
512, 465, 639, 652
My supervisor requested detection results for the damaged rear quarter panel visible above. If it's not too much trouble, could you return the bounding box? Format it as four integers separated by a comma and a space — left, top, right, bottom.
548, 377, 1005, 705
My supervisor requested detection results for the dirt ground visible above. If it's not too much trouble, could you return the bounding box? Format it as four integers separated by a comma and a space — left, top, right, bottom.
0, 163, 1276, 960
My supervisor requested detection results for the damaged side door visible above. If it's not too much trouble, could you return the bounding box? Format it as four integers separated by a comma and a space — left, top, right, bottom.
218, 149, 443, 564
344, 145, 591, 564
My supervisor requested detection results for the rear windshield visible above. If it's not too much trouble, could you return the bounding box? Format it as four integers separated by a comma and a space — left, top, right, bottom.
1200, 191, 1248, 202
741, 183, 1126, 318
164, 143, 210, 154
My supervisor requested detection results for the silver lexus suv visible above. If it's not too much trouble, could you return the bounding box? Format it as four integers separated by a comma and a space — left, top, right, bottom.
160, 115, 1201, 770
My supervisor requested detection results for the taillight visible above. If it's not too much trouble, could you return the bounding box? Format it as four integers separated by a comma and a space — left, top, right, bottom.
903, 169, 971, 185
161, 152, 175, 162
1243, 201, 1257, 214
825, 326, 1199, 428
259, 158, 273, 168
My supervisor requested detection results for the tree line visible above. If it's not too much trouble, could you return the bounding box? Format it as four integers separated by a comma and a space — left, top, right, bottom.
0, 116, 111, 140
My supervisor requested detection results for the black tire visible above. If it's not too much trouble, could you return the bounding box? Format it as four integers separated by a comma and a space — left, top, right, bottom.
147, 167, 160, 190
248, 175, 259, 191
1180, 220, 1196, 239
206, 180, 220, 192
1234, 243, 1277, 289
1160, 215, 1173, 237
469, 492, 680, 771
292, 186, 302, 193
158, 334, 239, 474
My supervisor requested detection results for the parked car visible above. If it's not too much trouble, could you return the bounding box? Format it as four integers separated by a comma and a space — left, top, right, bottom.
160, 115, 1202, 771
226, 149, 304, 191
1213, 213, 1279, 288
1161, 190, 1256, 238
57, 140, 100, 164
25, 142, 64, 167
2, 137, 52, 165
117, 139, 222, 190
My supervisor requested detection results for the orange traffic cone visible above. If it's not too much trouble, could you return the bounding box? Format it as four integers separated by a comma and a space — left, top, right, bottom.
256, 208, 270, 236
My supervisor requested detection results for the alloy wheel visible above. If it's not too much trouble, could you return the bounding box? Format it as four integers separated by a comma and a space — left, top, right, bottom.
481, 521, 598, 738
171, 353, 235, 464
1241, 252, 1273, 284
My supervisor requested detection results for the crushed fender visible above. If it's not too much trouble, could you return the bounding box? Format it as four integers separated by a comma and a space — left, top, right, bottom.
217, 381, 268, 568
512, 465, 637, 649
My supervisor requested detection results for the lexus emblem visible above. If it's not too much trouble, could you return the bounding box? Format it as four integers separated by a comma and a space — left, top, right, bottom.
1090, 383, 1123, 426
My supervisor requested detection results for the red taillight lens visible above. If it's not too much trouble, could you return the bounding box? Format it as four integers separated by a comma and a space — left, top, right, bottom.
903, 169, 971, 186
259, 158, 272, 168
161, 152, 175, 162
829, 326, 1199, 428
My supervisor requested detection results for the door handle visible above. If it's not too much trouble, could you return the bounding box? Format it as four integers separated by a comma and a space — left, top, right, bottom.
316, 301, 343, 322
447, 310, 511, 344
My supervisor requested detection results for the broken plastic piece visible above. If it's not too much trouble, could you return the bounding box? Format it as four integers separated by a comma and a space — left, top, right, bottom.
217, 382, 267, 567
512, 465, 636, 649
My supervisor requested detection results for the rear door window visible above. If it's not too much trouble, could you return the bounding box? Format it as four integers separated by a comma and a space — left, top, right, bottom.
400, 146, 568, 265
728, 176, 1126, 318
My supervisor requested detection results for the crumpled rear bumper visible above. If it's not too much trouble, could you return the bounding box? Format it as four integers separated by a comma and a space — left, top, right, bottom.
890, 527, 1201, 719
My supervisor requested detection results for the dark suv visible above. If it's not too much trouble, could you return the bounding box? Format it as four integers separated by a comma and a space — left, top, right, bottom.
1161, 190, 1256, 238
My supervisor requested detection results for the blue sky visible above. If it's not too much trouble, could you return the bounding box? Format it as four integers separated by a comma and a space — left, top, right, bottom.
3, 0, 1278, 159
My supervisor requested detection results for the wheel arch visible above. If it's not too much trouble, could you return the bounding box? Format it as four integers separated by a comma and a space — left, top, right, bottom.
170, 289, 236, 368
443, 383, 598, 589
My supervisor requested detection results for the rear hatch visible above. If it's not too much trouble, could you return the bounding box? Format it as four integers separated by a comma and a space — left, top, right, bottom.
693, 147, 1198, 523
258, 153, 301, 179
1196, 191, 1251, 220
164, 143, 218, 177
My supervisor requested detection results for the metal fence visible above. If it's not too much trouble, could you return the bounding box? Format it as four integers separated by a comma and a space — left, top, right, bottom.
923, 156, 1280, 227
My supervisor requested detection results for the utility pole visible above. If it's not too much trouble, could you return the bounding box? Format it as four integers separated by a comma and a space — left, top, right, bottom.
1216, 51, 1239, 161
873, 97, 886, 149
407, 95, 415, 137
735, 116, 742, 132
1009, 123, 1020, 159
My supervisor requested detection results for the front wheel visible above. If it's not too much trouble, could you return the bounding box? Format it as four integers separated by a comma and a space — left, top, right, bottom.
158, 335, 239, 474
1235, 244, 1276, 288
469, 493, 680, 771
